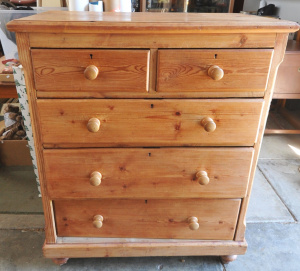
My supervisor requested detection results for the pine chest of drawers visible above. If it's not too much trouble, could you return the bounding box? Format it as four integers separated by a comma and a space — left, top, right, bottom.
8, 11, 298, 265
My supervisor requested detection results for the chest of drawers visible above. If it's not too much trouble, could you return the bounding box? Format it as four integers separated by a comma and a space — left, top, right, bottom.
7, 11, 298, 265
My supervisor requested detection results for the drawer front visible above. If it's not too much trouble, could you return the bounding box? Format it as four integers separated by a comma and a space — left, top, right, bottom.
37, 99, 263, 147
157, 49, 273, 93
44, 147, 253, 199
31, 49, 150, 92
54, 199, 241, 240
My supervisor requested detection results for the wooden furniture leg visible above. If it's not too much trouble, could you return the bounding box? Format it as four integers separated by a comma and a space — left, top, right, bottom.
51, 258, 69, 266
220, 255, 237, 264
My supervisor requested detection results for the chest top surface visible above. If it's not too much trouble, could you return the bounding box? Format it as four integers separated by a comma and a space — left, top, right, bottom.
7, 11, 299, 34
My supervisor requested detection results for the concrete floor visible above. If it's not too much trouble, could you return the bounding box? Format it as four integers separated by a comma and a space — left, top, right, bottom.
0, 134, 300, 270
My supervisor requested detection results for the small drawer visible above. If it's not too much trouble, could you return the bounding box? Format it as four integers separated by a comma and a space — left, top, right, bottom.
44, 147, 253, 199
157, 49, 273, 93
37, 99, 263, 147
54, 199, 241, 240
31, 49, 150, 93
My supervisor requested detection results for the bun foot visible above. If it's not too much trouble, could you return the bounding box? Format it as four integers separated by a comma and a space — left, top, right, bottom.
51, 258, 69, 266
221, 255, 237, 264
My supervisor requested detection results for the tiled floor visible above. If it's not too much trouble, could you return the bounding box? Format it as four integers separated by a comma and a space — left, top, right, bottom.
0, 134, 300, 270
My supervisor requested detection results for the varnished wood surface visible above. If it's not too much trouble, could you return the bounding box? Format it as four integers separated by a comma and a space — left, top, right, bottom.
265, 129, 300, 134
44, 238, 247, 258
36, 90, 265, 99
272, 93, 300, 99
56, 236, 242, 244
31, 49, 149, 92
265, 107, 300, 135
0, 84, 18, 98
44, 147, 253, 199
273, 53, 300, 95
149, 49, 158, 93
221, 255, 237, 264
7, 11, 299, 34
37, 99, 264, 147
158, 49, 273, 93
54, 198, 240, 240
51, 258, 69, 266
10, 11, 297, 261
28, 33, 277, 49
16, 33, 57, 244
234, 34, 289, 241
286, 40, 300, 52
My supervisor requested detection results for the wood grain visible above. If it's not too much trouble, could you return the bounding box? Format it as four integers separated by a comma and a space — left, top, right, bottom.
272, 93, 300, 99
279, 107, 300, 129
234, 33, 290, 241
11, 11, 297, 261
28, 33, 277, 49
43, 147, 254, 199
36, 90, 265, 99
149, 48, 157, 93
286, 39, 300, 52
228, 0, 234, 13
54, 198, 241, 240
16, 33, 57, 243
7, 11, 299, 34
31, 49, 149, 92
157, 49, 273, 92
0, 84, 18, 98
37, 99, 264, 147
273, 52, 300, 96
44, 238, 247, 258
265, 129, 300, 135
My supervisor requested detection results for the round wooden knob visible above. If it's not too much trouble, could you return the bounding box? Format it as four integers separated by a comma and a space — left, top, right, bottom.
87, 118, 100, 133
201, 117, 216, 132
188, 217, 199, 230
196, 171, 210, 185
93, 215, 103, 229
84, 65, 99, 80
208, 65, 224, 81
90, 171, 102, 186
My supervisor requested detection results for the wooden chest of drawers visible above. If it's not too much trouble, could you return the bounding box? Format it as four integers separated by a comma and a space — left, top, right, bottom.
8, 12, 298, 265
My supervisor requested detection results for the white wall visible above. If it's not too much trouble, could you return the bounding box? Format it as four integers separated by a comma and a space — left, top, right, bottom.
243, 0, 300, 23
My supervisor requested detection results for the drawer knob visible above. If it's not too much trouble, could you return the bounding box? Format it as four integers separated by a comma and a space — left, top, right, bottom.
208, 65, 224, 81
90, 171, 102, 186
201, 117, 216, 132
93, 215, 103, 229
87, 118, 100, 133
84, 65, 99, 80
196, 171, 210, 185
188, 217, 199, 230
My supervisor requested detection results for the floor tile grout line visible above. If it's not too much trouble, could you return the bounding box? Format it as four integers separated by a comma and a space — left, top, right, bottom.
0, 212, 44, 215
247, 221, 299, 225
0, 228, 44, 232
257, 165, 298, 222
0, 228, 44, 231
258, 158, 300, 160
247, 221, 295, 224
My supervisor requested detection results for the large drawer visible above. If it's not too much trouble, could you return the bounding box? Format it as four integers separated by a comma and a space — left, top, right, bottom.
44, 147, 253, 199
157, 49, 273, 93
37, 99, 264, 147
54, 199, 241, 240
31, 49, 150, 93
